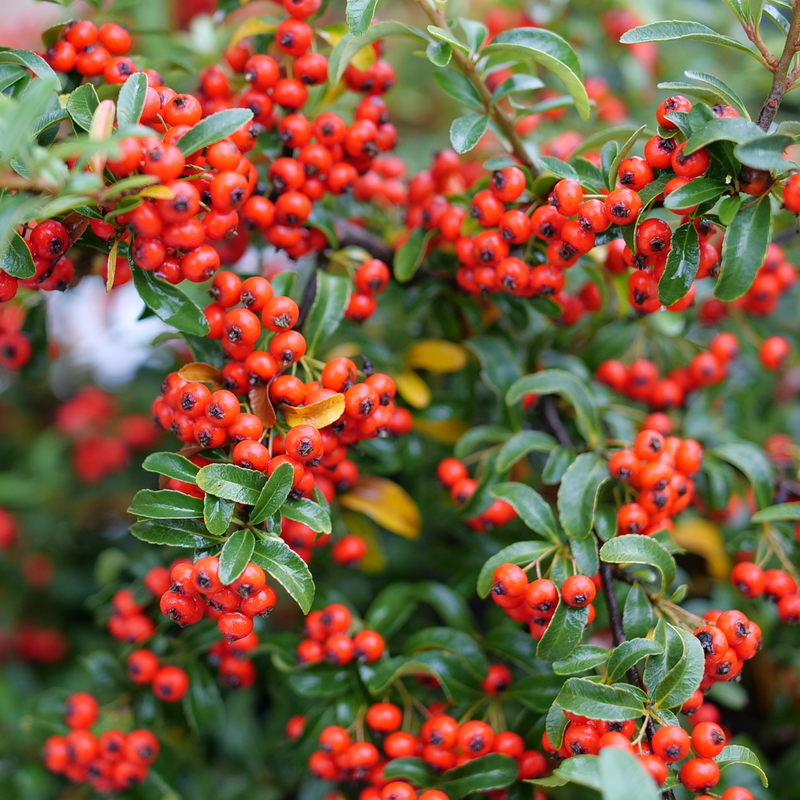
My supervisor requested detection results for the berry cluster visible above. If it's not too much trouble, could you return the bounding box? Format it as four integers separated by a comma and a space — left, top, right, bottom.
55, 386, 161, 483
106, 586, 156, 645
693, 608, 761, 688
6, 625, 69, 664
491, 563, 599, 637
596, 333, 739, 410
281, 516, 368, 566
608, 426, 702, 536
730, 560, 800, 624
0, 304, 32, 371
126, 648, 190, 703
207, 630, 260, 689
44, 21, 133, 80
297, 603, 385, 665
159, 555, 276, 640
42, 691, 159, 793
436, 457, 517, 532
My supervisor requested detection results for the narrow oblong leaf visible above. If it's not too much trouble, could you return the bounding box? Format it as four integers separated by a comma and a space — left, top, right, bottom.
496, 430, 557, 472
404, 627, 488, 680
251, 538, 315, 614
684, 116, 764, 154
734, 134, 797, 172
600, 535, 677, 596
439, 754, 518, 798
751, 503, 800, 522
1, 232, 36, 279
531, 754, 601, 789
304, 271, 352, 356
346, 0, 379, 36
218, 529, 256, 585
426, 40, 452, 67
250, 461, 294, 525
450, 113, 490, 154
712, 441, 773, 509
432, 70, 483, 109
131, 265, 210, 336
281, 497, 332, 534
142, 452, 199, 484
340, 477, 420, 539
599, 748, 660, 800
476, 541, 554, 598
652, 625, 704, 709
383, 758, 436, 788
176, 108, 253, 155
658, 222, 700, 305
490, 482, 559, 542
394, 226, 434, 283
557, 453, 610, 540
536, 601, 589, 662
557, 677, 646, 721
607, 638, 663, 681
203, 494, 234, 535
619, 21, 760, 60
117, 72, 148, 127
67, 83, 99, 132
553, 646, 609, 675
196, 464, 266, 506
129, 518, 215, 548
714, 745, 768, 787
663, 180, 727, 211
128, 489, 204, 519
279, 393, 344, 429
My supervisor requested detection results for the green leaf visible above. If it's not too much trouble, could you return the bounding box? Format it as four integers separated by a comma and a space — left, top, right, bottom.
752, 502, 800, 522
712, 441, 773, 509
714, 745, 769, 787
572, 126, 642, 157
619, 21, 760, 60
426, 40, 452, 67
663, 179, 728, 212
553, 646, 609, 675
330, 21, 427, 84
492, 74, 545, 103
251, 538, 315, 614
131, 265, 210, 336
450, 113, 490, 154
531, 754, 601, 789
383, 758, 436, 788
394, 226, 434, 283
404, 627, 488, 680
623, 585, 655, 639
496, 431, 557, 472
459, 18, 489, 56
684, 116, 764, 154
346, 0, 379, 36
734, 134, 797, 172
117, 72, 147, 128
454, 425, 510, 459
543, 446, 576, 485
427, 25, 470, 54
432, 70, 483, 109
1, 232, 36, 279
652, 625, 705, 709
0, 49, 60, 90
281, 497, 332, 534
129, 518, 214, 548
142, 451, 199, 484
490, 482, 559, 542
600, 536, 677, 596
66, 83, 99, 132
466, 336, 522, 402
289, 666, 350, 697
557, 677, 645, 721
409, 582, 477, 633
557, 453, 610, 540
203, 495, 234, 535
504, 672, 564, 709
571, 535, 599, 576
183, 662, 224, 735
483, 28, 590, 120
658, 222, 700, 305
365, 583, 416, 637
127, 489, 204, 519
537, 156, 580, 182
607, 125, 647, 194
683, 70, 749, 118
536, 601, 589, 662
250, 461, 294, 525
718, 195, 742, 225
439, 754, 518, 798
218, 529, 256, 585
176, 108, 253, 156
599, 748, 660, 800
507, 370, 601, 447
196, 464, 265, 505
304, 271, 352, 356
477, 541, 554, 598
607, 638, 663, 682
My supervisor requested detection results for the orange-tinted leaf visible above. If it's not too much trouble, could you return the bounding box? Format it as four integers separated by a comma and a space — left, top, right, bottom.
279, 393, 345, 429
405, 340, 468, 373
249, 384, 276, 429
178, 362, 223, 386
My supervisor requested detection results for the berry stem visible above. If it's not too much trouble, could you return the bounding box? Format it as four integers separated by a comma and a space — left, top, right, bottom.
757, 3, 800, 130
413, 0, 540, 178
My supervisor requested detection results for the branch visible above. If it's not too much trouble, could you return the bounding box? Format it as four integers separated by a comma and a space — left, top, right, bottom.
757, 5, 800, 130
296, 256, 319, 330
414, 0, 539, 178
543, 395, 572, 449
334, 218, 395, 265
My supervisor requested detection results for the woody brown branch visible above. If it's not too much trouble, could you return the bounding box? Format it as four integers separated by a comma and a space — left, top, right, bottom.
757, 5, 800, 131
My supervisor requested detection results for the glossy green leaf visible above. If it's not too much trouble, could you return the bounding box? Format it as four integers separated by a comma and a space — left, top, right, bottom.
289, 666, 350, 697
142, 451, 199, 484
394, 226, 435, 282
0, 49, 60, 90
507, 370, 601, 447
383, 757, 436, 788
439, 754, 518, 798
491, 482, 559, 542
607, 125, 647, 193
658, 222, 700, 305
599, 748, 660, 800
718, 194, 742, 225
483, 28, 590, 120
600, 535, 677, 596
196, 464, 265, 506
714, 745, 768, 787
203, 494, 234, 535
663, 179, 727, 211
304, 271, 352, 356
623, 585, 655, 639
427, 25, 470, 54
458, 18, 489, 56
619, 21, 760, 60
408, 582, 477, 634
176, 108, 253, 155
66, 83, 99, 132
607, 638, 663, 682
571, 535, 599, 576
543, 446, 576, 485
346, 0, 379, 36
553, 646, 609, 675
684, 116, 764, 154
491, 73, 545, 102
281, 497, 332, 534
183, 662, 224, 735
1, 232, 36, 279
131, 265, 210, 336
496, 431, 557, 473
250, 461, 294, 525
476, 541, 554, 598
433, 70, 483, 109
531, 754, 601, 789
251, 538, 315, 614
404, 627, 488, 680
365, 583, 416, 637
712, 441, 773, 509
466, 336, 523, 402
504, 673, 564, 710
129, 518, 214, 548
557, 677, 645, 721
752, 503, 800, 522
117, 72, 147, 128
218, 529, 255, 585
426, 40, 452, 67
683, 70, 749, 117
652, 625, 705, 709
734, 134, 797, 172
127, 489, 204, 519
450, 113, 490, 154
537, 156, 579, 181
557, 453, 610, 540
454, 425, 510, 459
536, 601, 589, 662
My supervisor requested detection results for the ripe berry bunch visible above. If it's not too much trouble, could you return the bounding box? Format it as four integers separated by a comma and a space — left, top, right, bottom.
106, 587, 156, 645
608, 426, 703, 536
729, 560, 800, 624
207, 630, 260, 688
55, 385, 161, 484
9, 625, 69, 664
296, 602, 385, 665
159, 555, 276, 640
436, 456, 517, 532
281, 516, 368, 566
491, 562, 599, 637
596, 332, 739, 410
43, 21, 133, 80
41, 691, 159, 793
0, 303, 32, 371
126, 647, 191, 703
693, 608, 762, 687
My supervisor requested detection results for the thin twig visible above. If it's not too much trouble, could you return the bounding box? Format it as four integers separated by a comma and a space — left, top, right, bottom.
543, 395, 572, 449
335, 217, 395, 265
757, 4, 800, 130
